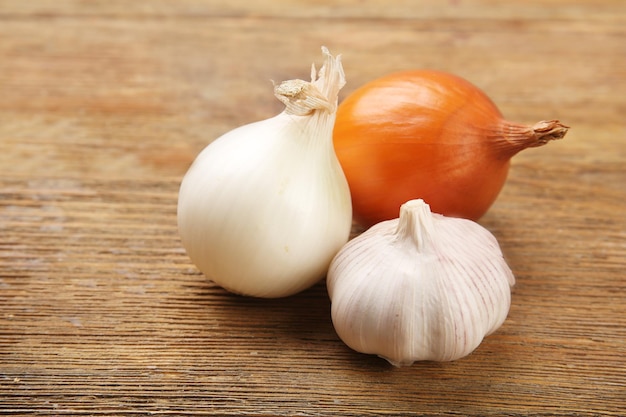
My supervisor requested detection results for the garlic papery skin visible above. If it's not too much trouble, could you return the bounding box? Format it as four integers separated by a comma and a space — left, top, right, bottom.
327, 199, 515, 366
177, 47, 352, 298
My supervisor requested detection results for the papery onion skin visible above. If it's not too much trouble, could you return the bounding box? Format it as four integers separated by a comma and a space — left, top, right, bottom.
333, 70, 568, 227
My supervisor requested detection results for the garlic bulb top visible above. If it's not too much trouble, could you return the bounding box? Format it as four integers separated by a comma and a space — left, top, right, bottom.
327, 199, 515, 366
177, 47, 352, 298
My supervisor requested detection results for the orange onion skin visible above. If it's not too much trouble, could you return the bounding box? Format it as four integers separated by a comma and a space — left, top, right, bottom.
333, 70, 565, 227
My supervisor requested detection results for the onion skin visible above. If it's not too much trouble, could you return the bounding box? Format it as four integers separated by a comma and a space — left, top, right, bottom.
333, 70, 568, 227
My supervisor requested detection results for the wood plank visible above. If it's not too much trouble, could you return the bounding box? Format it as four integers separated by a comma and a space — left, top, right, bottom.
1, 15, 624, 173
0, 0, 624, 20
1, 1, 624, 415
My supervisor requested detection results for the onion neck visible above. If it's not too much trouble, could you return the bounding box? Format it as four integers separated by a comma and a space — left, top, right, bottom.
499, 119, 569, 158
273, 46, 345, 117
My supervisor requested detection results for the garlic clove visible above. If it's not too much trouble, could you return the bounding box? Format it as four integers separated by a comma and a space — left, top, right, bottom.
327, 199, 515, 366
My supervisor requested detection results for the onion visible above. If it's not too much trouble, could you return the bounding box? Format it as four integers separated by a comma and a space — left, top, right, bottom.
333, 70, 569, 227
177, 48, 351, 298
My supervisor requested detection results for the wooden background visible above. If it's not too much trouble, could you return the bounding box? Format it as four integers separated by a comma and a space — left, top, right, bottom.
1, 1, 624, 415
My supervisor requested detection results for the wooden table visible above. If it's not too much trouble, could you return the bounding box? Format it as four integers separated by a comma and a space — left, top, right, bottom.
1, 1, 624, 415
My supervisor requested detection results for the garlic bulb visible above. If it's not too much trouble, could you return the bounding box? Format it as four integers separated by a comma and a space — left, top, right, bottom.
177, 47, 352, 298
327, 199, 515, 366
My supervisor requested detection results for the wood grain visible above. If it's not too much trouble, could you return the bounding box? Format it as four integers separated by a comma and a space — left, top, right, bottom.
1, 1, 625, 415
